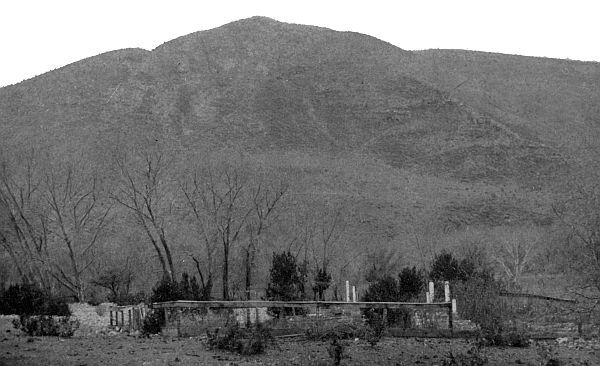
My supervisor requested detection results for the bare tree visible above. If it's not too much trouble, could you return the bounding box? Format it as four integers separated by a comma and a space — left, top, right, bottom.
242, 178, 288, 299
0, 151, 51, 290
180, 171, 219, 298
553, 181, 600, 296
491, 229, 537, 286
41, 163, 112, 301
192, 163, 254, 300
112, 150, 177, 281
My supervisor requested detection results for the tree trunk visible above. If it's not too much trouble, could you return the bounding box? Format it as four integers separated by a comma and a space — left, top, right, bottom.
222, 244, 229, 300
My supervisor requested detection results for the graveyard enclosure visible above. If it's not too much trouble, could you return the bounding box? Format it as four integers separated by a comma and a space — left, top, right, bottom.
151, 300, 455, 337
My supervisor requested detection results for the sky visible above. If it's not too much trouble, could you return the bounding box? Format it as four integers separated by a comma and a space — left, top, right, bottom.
1, 0, 598, 87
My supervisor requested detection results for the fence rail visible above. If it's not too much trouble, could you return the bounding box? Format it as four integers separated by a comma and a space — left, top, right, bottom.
152, 300, 452, 309
499, 292, 577, 303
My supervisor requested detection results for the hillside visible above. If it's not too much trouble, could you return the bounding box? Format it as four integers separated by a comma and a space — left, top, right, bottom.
1, 16, 598, 273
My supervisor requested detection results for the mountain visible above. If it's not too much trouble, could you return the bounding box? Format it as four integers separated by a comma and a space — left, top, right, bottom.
1, 16, 599, 266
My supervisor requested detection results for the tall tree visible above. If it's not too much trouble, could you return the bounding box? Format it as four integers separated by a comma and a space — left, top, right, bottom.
553, 181, 600, 296
42, 163, 112, 301
113, 149, 176, 281
0, 151, 50, 289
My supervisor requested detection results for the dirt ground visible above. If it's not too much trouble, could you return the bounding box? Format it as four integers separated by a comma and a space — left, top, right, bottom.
1, 317, 599, 366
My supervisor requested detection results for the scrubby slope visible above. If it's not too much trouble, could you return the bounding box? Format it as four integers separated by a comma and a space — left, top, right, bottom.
0, 16, 595, 260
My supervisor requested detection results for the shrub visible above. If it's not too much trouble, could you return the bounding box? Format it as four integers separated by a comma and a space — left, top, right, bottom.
141, 309, 165, 335
398, 266, 425, 301
441, 345, 488, 366
305, 322, 363, 341
13, 315, 79, 337
477, 328, 530, 348
430, 251, 466, 282
312, 267, 331, 301
266, 251, 302, 301
207, 323, 273, 355
150, 276, 181, 303
0, 283, 70, 316
327, 338, 345, 366
364, 310, 386, 347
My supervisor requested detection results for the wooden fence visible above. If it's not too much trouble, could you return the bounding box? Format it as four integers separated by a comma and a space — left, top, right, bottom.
109, 304, 149, 331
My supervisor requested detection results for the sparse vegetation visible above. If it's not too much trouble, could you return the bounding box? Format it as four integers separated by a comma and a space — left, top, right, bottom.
441, 345, 488, 366
13, 315, 79, 337
1, 17, 598, 366
0, 283, 70, 316
206, 323, 273, 355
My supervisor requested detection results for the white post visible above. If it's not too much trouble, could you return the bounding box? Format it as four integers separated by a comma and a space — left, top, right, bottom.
352, 286, 357, 302
426, 292, 431, 303
452, 299, 457, 314
444, 281, 450, 302
429, 281, 435, 302
345, 281, 350, 302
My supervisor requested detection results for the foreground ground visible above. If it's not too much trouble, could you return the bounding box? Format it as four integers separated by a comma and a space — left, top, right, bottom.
1, 318, 599, 365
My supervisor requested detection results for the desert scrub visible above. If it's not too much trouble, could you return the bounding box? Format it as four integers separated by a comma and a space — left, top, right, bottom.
13, 315, 79, 337
141, 309, 165, 335
304, 322, 363, 341
0, 283, 70, 316
206, 323, 273, 355
441, 345, 488, 366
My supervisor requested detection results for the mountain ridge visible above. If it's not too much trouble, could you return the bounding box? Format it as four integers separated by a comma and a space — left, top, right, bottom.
0, 17, 597, 265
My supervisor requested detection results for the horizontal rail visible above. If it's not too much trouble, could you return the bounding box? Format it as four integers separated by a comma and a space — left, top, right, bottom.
499, 292, 577, 303
152, 300, 452, 310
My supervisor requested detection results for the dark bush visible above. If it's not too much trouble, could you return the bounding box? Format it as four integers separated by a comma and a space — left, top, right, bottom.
362, 275, 401, 303
364, 310, 386, 346
398, 266, 425, 301
0, 283, 70, 316
150, 276, 181, 303
207, 323, 273, 355
361, 275, 413, 327
430, 251, 465, 282
312, 267, 331, 301
266, 251, 302, 301
13, 315, 79, 337
141, 309, 165, 335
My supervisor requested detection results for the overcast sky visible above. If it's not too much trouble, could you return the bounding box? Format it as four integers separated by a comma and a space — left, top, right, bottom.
1, 0, 598, 87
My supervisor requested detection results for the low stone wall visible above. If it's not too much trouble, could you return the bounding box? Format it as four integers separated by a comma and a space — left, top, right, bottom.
161, 303, 451, 337
69, 302, 115, 336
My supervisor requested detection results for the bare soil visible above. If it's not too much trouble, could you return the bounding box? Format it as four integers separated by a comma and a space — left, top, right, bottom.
1, 317, 599, 366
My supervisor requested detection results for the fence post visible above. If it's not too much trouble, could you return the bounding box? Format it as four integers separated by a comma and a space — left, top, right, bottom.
448, 303, 454, 333
352, 286, 357, 302
452, 299, 457, 314
444, 281, 450, 302
345, 281, 350, 302
110, 310, 114, 327
128, 309, 132, 330
429, 281, 435, 302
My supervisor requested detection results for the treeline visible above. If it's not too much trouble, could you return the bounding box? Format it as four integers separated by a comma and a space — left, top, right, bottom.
2, 143, 599, 305
0, 146, 364, 303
